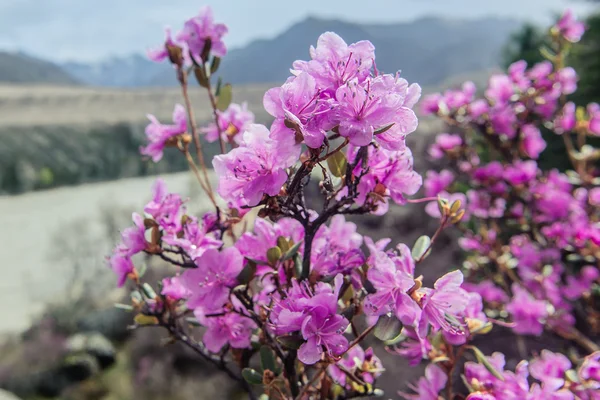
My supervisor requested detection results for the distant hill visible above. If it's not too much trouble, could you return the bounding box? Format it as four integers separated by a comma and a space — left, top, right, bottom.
0, 52, 79, 85
61, 16, 519, 88
62, 54, 167, 87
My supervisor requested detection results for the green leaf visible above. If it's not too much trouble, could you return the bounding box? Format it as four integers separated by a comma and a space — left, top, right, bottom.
134, 314, 159, 326
281, 240, 303, 261
411, 235, 431, 261
267, 247, 282, 266
210, 56, 221, 74
141, 283, 157, 299
242, 368, 263, 385
276, 334, 304, 350
294, 254, 303, 278
260, 346, 279, 375
137, 262, 148, 278
327, 150, 348, 178
374, 314, 403, 341
215, 77, 223, 97
216, 83, 233, 111
193, 66, 209, 88
114, 303, 133, 311
374, 123, 395, 135
237, 260, 257, 284
471, 346, 505, 381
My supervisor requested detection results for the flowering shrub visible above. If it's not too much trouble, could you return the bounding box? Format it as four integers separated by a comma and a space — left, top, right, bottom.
108, 6, 599, 399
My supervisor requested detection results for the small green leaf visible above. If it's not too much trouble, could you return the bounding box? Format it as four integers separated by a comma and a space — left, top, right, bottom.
114, 303, 133, 311
210, 56, 221, 74
216, 83, 233, 111
137, 262, 148, 278
276, 334, 304, 350
383, 331, 406, 346
267, 247, 282, 266
471, 346, 505, 381
237, 260, 257, 284
374, 314, 403, 341
134, 314, 159, 326
281, 240, 303, 261
327, 150, 348, 178
141, 283, 157, 299
194, 66, 209, 88
374, 123, 395, 135
461, 374, 474, 392
294, 254, 303, 278
539, 46, 556, 61
185, 317, 201, 327
215, 77, 223, 97
242, 368, 263, 385
260, 346, 279, 375
412, 235, 431, 261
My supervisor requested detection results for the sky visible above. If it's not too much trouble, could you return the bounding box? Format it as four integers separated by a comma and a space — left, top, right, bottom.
0, 0, 596, 63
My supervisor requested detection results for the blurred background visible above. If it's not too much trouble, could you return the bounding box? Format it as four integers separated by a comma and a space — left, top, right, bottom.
0, 1, 598, 399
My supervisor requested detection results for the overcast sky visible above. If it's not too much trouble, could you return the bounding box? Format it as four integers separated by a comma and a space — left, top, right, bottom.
0, 0, 596, 62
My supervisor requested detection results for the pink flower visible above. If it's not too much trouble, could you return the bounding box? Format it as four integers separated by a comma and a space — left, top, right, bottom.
424, 170, 455, 197
563, 266, 599, 300
399, 364, 447, 400
389, 327, 431, 366
213, 124, 296, 207
163, 216, 222, 260
462, 281, 509, 304
140, 104, 188, 162
509, 60, 530, 90
116, 213, 147, 257
588, 103, 600, 136
161, 276, 190, 300
235, 217, 304, 270
147, 28, 188, 66
292, 32, 375, 91
419, 270, 469, 335
428, 133, 462, 159
503, 160, 538, 186
270, 276, 349, 365
556, 9, 586, 43
196, 311, 256, 353
177, 6, 228, 59
264, 72, 334, 148
108, 253, 134, 287
334, 76, 416, 147
554, 102, 577, 134
486, 74, 514, 104
144, 179, 185, 235
465, 352, 506, 391
557, 67, 578, 95
311, 215, 365, 277
328, 346, 383, 387
181, 247, 244, 313
589, 187, 600, 206
201, 102, 254, 144
348, 144, 422, 213
579, 351, 600, 390
298, 308, 349, 364
364, 243, 422, 327
506, 284, 548, 336
521, 124, 546, 159
529, 350, 571, 384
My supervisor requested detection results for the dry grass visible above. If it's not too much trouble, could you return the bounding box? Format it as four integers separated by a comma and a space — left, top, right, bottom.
0, 83, 273, 127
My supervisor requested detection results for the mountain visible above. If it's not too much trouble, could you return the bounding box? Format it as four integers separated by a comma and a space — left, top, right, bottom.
61, 16, 520, 88
62, 54, 169, 87
0, 52, 79, 85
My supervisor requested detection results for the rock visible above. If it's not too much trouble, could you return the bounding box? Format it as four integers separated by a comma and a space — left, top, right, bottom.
66, 332, 116, 369
0, 389, 22, 400
76, 307, 133, 342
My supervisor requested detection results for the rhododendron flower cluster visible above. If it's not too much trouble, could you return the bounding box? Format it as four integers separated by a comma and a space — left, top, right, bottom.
108, 7, 599, 400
